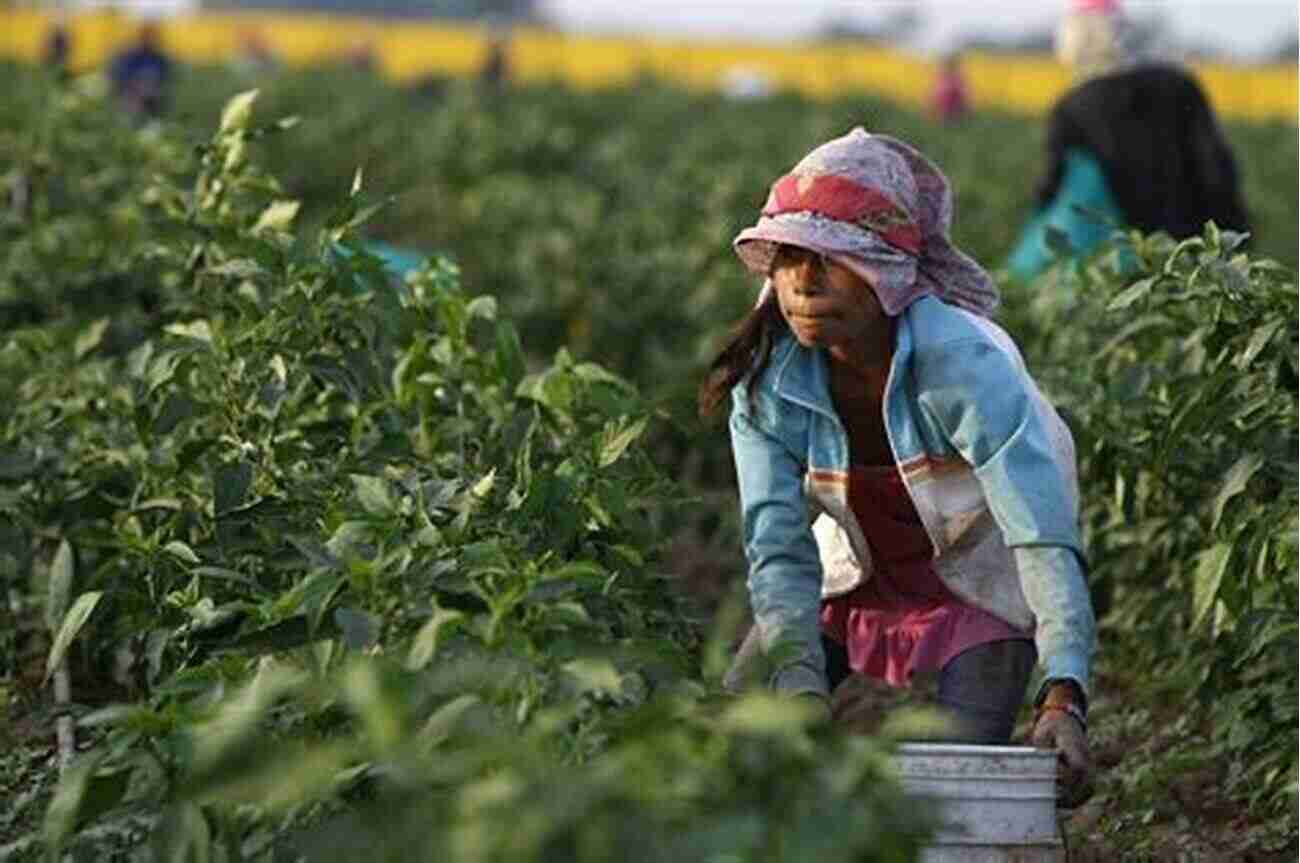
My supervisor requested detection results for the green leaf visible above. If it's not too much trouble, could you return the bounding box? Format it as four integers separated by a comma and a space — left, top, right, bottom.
43, 749, 109, 850
206, 258, 264, 280
1108, 277, 1156, 311
334, 607, 379, 650
573, 362, 634, 390
406, 602, 465, 670
339, 661, 403, 751
126, 340, 154, 379
470, 468, 496, 499
74, 318, 110, 360
0, 447, 39, 480
562, 657, 622, 696
1192, 543, 1233, 628
151, 803, 211, 863
418, 694, 482, 751
154, 394, 196, 435
225, 615, 329, 654
164, 320, 213, 343
145, 349, 186, 397
164, 540, 201, 565
79, 704, 155, 729
598, 416, 648, 468
1208, 259, 1251, 296
544, 560, 605, 582
495, 320, 526, 391
219, 88, 259, 133
350, 474, 396, 517
1211, 454, 1264, 530
1219, 230, 1250, 254
191, 740, 353, 812
214, 461, 254, 517
466, 295, 497, 321
45, 591, 103, 683
192, 566, 260, 591
75, 768, 133, 830
718, 693, 820, 734
47, 539, 74, 634
253, 199, 301, 233
1235, 319, 1284, 370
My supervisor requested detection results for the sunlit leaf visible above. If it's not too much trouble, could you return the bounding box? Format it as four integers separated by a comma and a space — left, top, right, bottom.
598, 416, 648, 468
164, 540, 201, 565
351, 474, 396, 517
718, 693, 820, 734
1235, 319, 1285, 370
1192, 543, 1233, 628
466, 295, 497, 321
164, 320, 213, 343
418, 693, 482, 751
1211, 454, 1264, 530
74, 318, 110, 360
219, 88, 259, 133
470, 468, 496, 499
562, 657, 622, 695
45, 591, 103, 683
254, 199, 301, 233
1107, 277, 1156, 311
46, 539, 74, 634
206, 258, 264, 280
406, 602, 465, 670
339, 660, 402, 752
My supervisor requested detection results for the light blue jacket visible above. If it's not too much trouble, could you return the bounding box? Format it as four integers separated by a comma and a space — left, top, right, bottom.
729, 295, 1095, 699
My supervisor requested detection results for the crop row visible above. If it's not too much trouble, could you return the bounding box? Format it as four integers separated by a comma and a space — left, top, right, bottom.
0, 64, 1296, 857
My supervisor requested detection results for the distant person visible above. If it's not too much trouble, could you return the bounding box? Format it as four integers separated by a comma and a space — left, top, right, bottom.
43, 20, 72, 79
232, 29, 278, 79
928, 53, 970, 124
479, 23, 511, 90
344, 38, 378, 74
1006, 0, 1250, 280
108, 22, 173, 121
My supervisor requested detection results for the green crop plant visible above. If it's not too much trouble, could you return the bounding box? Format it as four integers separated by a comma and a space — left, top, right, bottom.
1, 74, 930, 862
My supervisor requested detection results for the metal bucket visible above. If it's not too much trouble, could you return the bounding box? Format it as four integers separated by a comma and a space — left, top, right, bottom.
893, 743, 1064, 863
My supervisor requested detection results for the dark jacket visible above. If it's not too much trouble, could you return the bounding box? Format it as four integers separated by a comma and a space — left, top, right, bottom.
1035, 63, 1250, 241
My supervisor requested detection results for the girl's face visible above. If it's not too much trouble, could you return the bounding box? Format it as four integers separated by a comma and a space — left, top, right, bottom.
770, 245, 886, 352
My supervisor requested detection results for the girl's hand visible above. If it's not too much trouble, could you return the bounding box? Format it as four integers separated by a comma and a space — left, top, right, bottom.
1030, 681, 1092, 806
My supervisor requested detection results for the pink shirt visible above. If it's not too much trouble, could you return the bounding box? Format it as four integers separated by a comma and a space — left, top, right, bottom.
819, 463, 1028, 687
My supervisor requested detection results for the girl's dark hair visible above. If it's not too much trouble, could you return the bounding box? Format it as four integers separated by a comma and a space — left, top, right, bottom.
698, 292, 786, 419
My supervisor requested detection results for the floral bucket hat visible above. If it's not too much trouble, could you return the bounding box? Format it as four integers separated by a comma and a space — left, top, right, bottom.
734, 127, 999, 318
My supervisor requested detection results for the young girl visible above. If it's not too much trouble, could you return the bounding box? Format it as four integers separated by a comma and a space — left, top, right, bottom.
700, 128, 1094, 793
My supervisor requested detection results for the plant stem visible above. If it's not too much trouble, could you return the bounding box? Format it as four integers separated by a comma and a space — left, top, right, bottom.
53, 662, 75, 773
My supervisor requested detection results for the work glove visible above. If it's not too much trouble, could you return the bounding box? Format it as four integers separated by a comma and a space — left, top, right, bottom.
723, 623, 832, 723
1029, 680, 1091, 807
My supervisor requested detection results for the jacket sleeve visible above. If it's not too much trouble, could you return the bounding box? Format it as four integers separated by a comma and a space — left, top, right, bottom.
728, 392, 828, 696
916, 339, 1095, 700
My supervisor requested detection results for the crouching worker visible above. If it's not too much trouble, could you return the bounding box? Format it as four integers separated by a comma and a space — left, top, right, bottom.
699, 128, 1095, 796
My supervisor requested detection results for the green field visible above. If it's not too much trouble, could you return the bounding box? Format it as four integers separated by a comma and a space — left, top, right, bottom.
1, 62, 1296, 861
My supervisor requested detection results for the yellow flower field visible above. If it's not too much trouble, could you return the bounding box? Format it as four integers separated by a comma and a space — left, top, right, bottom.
1, 8, 1295, 123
